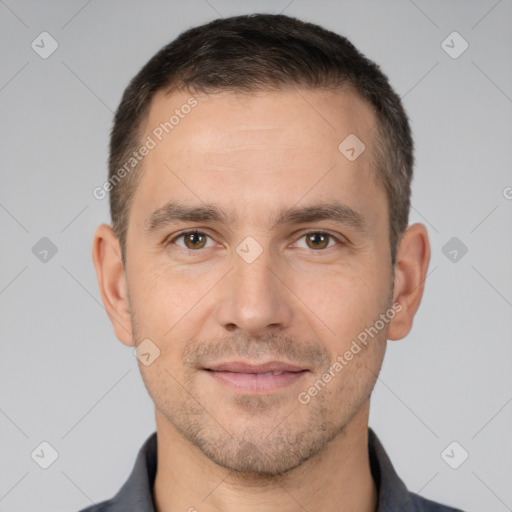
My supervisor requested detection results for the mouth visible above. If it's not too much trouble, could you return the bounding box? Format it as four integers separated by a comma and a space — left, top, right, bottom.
203, 361, 309, 393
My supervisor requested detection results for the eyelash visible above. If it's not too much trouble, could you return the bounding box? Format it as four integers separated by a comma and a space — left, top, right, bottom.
165, 229, 345, 253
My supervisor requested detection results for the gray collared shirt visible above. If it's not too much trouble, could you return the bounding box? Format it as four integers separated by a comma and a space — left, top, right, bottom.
77, 428, 465, 511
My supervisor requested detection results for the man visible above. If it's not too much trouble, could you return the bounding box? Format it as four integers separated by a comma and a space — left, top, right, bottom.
87, 13, 464, 512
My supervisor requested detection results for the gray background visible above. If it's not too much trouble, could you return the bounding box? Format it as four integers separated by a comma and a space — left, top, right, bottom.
1, 1, 511, 511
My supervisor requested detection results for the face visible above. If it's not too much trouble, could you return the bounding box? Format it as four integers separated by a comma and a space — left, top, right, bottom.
124, 87, 394, 475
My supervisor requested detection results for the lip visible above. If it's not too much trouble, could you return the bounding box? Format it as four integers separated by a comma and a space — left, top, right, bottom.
204, 360, 309, 393
206, 361, 306, 373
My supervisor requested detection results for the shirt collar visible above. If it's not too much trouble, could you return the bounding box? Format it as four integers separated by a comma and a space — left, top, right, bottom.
108, 428, 418, 511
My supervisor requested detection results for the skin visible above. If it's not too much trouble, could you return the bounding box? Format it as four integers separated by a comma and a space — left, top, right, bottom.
93, 87, 430, 512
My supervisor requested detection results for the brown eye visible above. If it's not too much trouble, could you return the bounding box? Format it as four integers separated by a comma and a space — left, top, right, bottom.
294, 232, 340, 251
170, 231, 213, 250
184, 231, 207, 249
305, 232, 331, 250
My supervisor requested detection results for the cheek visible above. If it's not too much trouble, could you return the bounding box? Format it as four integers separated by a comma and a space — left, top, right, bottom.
292, 259, 389, 345
128, 262, 190, 341
128, 262, 219, 375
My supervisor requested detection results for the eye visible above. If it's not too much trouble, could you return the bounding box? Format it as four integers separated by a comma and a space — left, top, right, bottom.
294, 231, 341, 251
168, 230, 215, 250
166, 230, 343, 252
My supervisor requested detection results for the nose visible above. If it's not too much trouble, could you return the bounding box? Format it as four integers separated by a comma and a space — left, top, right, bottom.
215, 244, 294, 337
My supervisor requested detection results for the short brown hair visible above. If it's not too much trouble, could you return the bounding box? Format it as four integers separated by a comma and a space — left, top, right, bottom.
109, 13, 413, 267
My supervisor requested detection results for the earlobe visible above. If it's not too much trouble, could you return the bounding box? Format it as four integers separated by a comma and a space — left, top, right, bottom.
387, 223, 431, 341
91, 224, 134, 347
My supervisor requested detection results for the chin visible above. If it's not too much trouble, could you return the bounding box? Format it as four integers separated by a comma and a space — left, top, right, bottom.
186, 417, 341, 478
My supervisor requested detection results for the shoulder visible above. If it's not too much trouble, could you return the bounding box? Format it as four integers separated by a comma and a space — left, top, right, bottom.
408, 491, 466, 512
75, 499, 115, 512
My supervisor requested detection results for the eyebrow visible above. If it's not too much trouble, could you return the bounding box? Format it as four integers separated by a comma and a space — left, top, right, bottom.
144, 200, 369, 235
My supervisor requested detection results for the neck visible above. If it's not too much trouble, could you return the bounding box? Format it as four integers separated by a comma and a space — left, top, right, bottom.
153, 402, 377, 512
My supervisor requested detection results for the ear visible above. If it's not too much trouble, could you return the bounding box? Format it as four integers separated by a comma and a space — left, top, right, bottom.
387, 223, 431, 341
92, 224, 134, 347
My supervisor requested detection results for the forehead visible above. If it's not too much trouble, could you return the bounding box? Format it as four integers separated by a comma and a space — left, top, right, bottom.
145, 86, 376, 158
130, 87, 385, 232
